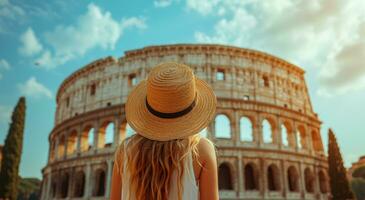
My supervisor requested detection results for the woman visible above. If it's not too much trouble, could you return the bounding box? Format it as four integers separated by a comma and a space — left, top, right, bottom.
110, 62, 219, 200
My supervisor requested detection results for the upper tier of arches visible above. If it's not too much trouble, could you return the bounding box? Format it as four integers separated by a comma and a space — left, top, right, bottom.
54, 44, 317, 125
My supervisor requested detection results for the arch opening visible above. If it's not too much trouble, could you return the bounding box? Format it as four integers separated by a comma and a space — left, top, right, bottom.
287, 166, 299, 192
318, 170, 328, 193
267, 164, 281, 191
304, 168, 315, 193
215, 114, 231, 139
240, 117, 253, 142
73, 171, 85, 197
93, 169, 106, 197
262, 119, 273, 143
218, 162, 233, 190
244, 163, 259, 190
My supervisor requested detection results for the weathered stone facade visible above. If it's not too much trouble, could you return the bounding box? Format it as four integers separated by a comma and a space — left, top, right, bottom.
41, 44, 329, 200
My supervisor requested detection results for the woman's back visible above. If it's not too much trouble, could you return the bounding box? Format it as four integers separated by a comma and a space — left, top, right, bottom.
121, 148, 199, 200
111, 137, 218, 200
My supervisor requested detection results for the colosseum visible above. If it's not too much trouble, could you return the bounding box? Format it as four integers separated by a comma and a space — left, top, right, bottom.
40, 44, 329, 200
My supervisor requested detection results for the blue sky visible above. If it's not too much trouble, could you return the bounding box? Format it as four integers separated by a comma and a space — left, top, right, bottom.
0, 0, 365, 178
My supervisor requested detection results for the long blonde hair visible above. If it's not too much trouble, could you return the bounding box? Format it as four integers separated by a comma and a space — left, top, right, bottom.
114, 134, 201, 200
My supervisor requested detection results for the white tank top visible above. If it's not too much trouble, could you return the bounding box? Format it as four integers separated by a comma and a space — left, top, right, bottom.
121, 150, 199, 200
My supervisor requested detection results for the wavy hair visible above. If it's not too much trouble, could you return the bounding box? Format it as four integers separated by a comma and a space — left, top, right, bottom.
114, 134, 201, 200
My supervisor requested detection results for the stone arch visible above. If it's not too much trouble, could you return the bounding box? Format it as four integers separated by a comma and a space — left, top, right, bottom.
215, 114, 231, 139
311, 130, 323, 152
60, 172, 69, 198
304, 167, 315, 193
287, 166, 299, 192
218, 162, 233, 190
67, 130, 77, 155
318, 170, 328, 193
81, 125, 94, 152
73, 170, 85, 197
57, 135, 66, 159
93, 168, 106, 197
262, 118, 274, 143
267, 164, 281, 191
240, 116, 253, 142
244, 162, 259, 190
281, 121, 291, 147
99, 121, 114, 148
296, 125, 308, 149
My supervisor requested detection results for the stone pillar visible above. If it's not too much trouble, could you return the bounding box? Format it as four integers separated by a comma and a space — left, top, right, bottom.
237, 155, 243, 194
307, 127, 314, 155
299, 162, 305, 196
105, 160, 113, 198
93, 122, 100, 151
233, 111, 240, 145
208, 118, 216, 140
84, 164, 92, 198
293, 122, 299, 152
256, 116, 263, 147
76, 126, 82, 155
281, 160, 287, 198
63, 132, 68, 159
260, 158, 266, 198
277, 119, 283, 150
54, 137, 59, 160
113, 118, 121, 147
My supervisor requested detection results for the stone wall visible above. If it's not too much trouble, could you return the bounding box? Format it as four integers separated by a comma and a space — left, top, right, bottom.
41, 44, 329, 200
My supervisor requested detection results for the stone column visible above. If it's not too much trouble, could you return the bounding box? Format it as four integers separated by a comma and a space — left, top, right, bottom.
233, 111, 241, 145
293, 122, 299, 152
237, 155, 243, 194
93, 122, 100, 151
113, 117, 121, 147
208, 119, 216, 140
307, 126, 315, 155
76, 126, 82, 155
277, 119, 283, 150
299, 162, 305, 196
84, 164, 92, 198
230, 111, 240, 146
281, 160, 287, 198
256, 116, 263, 147
54, 137, 59, 160
105, 160, 113, 198
63, 131, 68, 159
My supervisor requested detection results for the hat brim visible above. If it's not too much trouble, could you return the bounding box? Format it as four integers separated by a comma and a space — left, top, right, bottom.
125, 78, 217, 141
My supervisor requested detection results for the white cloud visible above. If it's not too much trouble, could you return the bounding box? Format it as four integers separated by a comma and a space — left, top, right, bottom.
19, 27, 43, 56
0, 59, 10, 70
154, 0, 173, 8
18, 77, 53, 99
0, 105, 12, 124
0, 0, 25, 19
0, 58, 10, 80
0, 0, 25, 33
35, 3, 146, 69
188, 0, 365, 96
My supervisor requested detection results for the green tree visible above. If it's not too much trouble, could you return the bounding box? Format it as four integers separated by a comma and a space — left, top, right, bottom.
0, 97, 26, 200
327, 128, 354, 200
351, 178, 365, 200
353, 166, 365, 179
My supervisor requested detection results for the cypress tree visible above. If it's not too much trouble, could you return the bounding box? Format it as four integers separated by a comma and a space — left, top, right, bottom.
0, 97, 26, 200
328, 128, 354, 200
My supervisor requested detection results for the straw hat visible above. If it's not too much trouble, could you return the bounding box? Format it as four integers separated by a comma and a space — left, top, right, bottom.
125, 62, 217, 141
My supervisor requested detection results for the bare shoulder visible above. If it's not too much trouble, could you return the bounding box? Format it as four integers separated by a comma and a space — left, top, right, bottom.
197, 137, 217, 167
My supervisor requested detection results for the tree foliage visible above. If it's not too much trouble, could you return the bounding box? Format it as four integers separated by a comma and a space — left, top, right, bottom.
0, 97, 26, 200
353, 166, 365, 179
327, 128, 354, 200
351, 178, 365, 200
